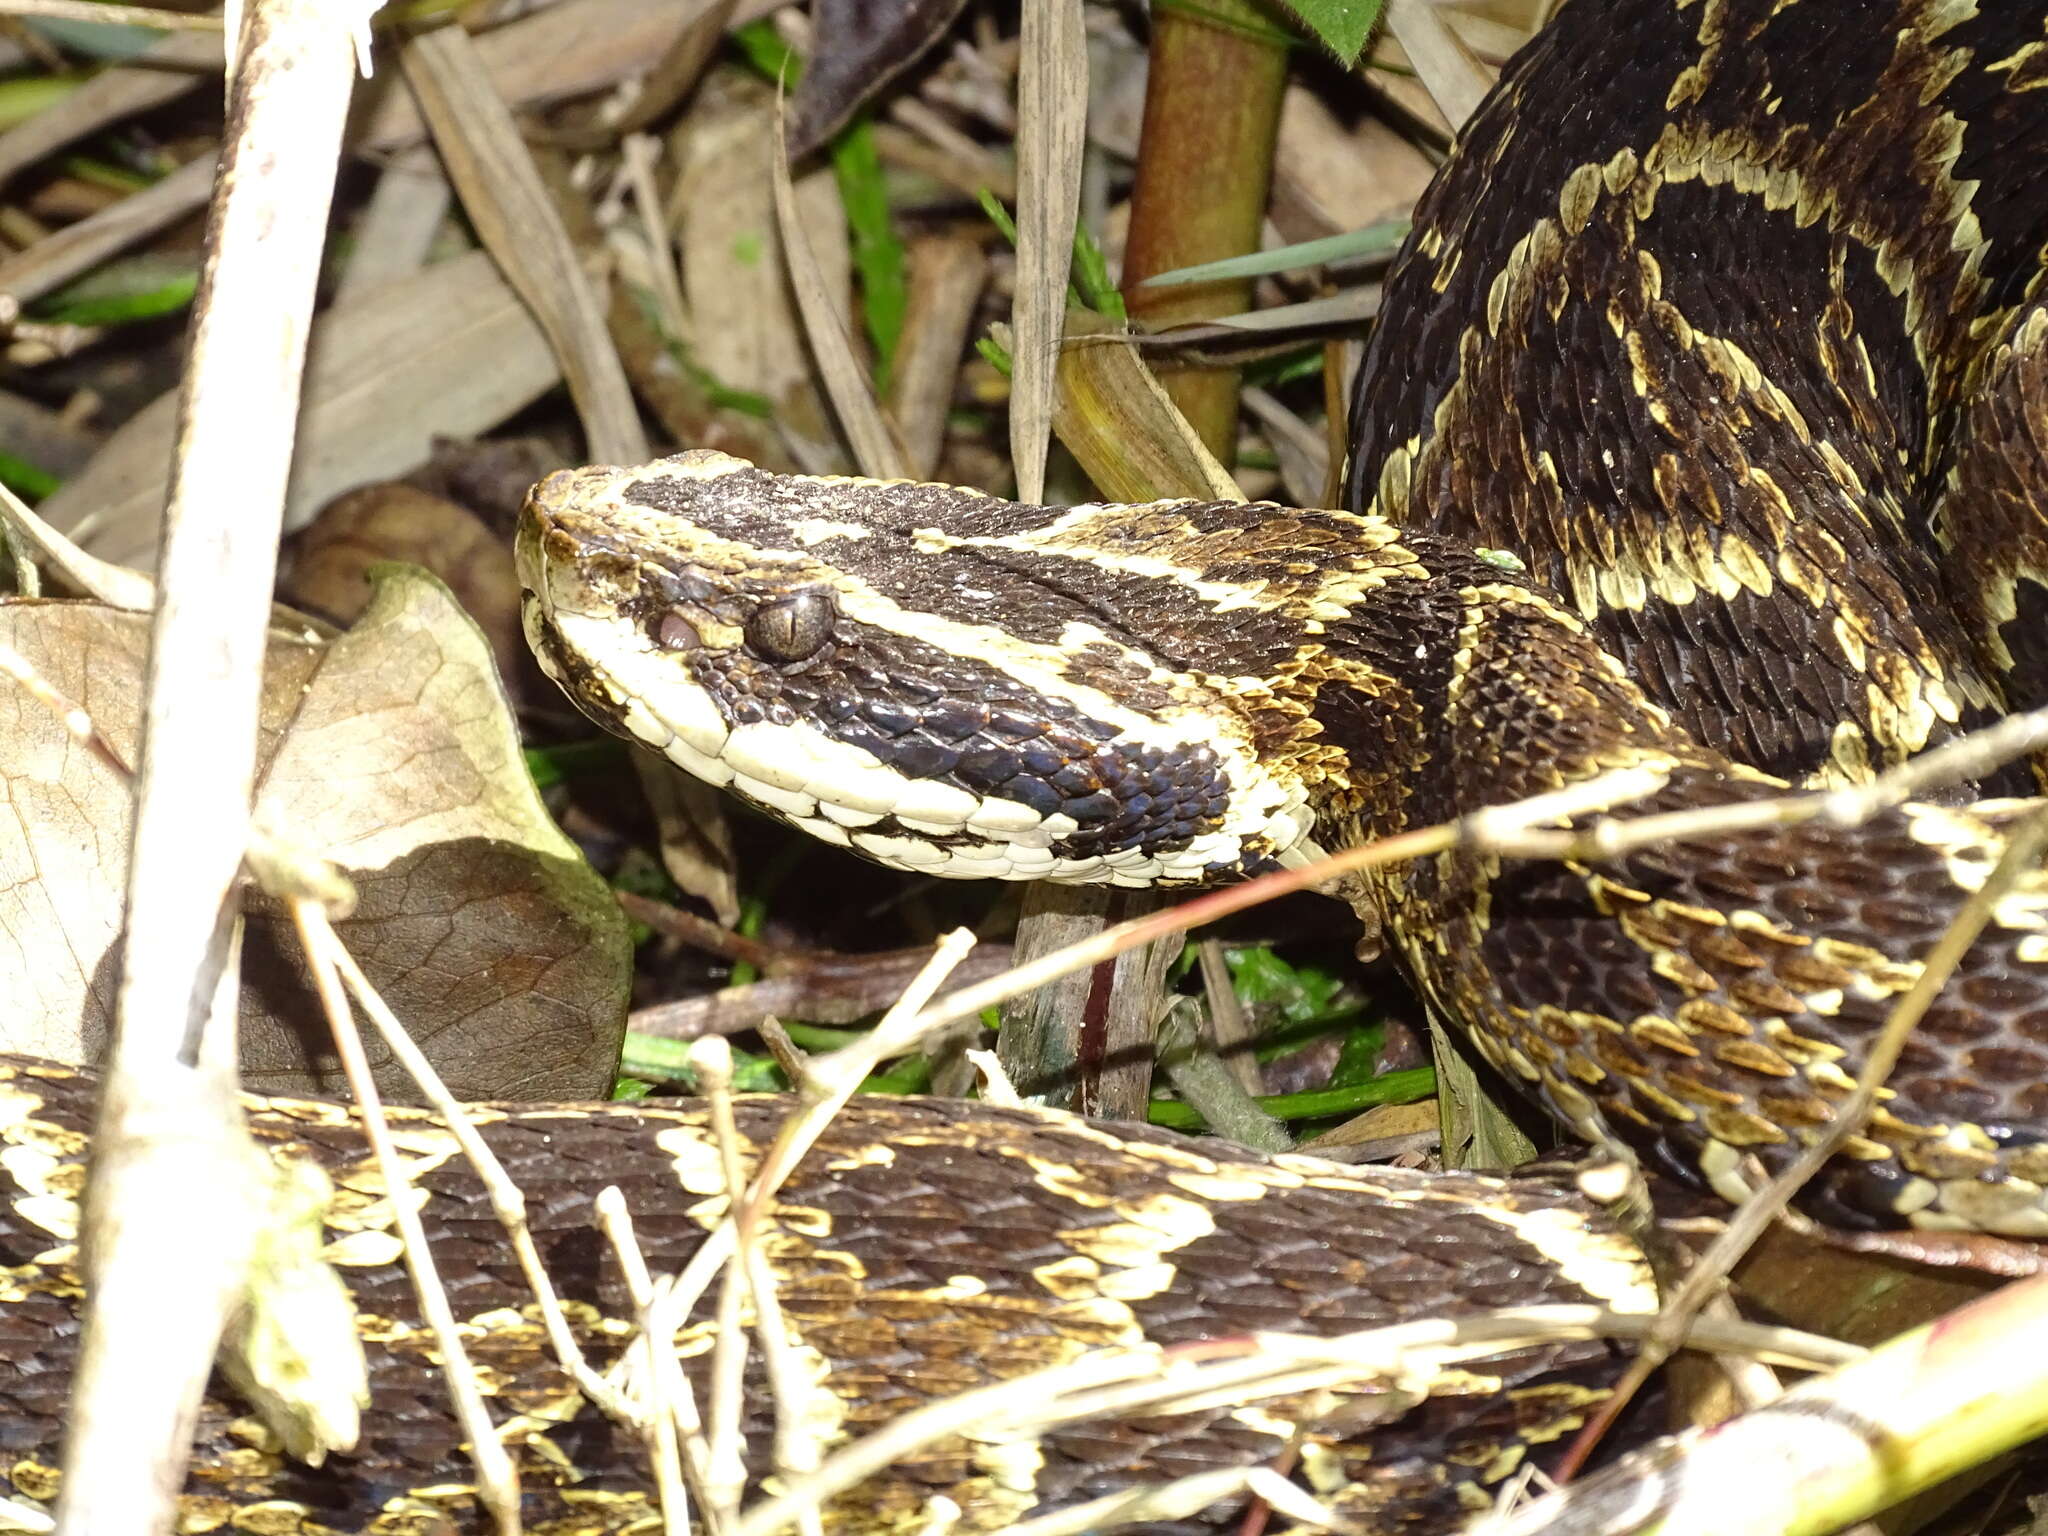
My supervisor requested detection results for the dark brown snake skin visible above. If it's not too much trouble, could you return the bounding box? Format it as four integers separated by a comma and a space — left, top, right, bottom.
13, 1, 2048, 1531
0, 1057, 1648, 1534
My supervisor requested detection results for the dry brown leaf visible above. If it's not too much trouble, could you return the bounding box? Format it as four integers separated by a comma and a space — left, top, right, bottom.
888, 235, 989, 478
0, 153, 215, 306
281, 482, 534, 703
772, 87, 907, 478
42, 248, 570, 569
401, 22, 648, 466
333, 144, 451, 300
353, 0, 778, 153
1379, 0, 1497, 133
672, 69, 850, 428
0, 27, 217, 192
1022, 307, 1241, 504
632, 753, 740, 930
1271, 85, 1435, 242
789, 0, 969, 158
0, 568, 628, 1100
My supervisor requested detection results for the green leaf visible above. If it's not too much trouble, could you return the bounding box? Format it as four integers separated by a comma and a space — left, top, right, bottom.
978, 187, 1124, 322
523, 736, 627, 790
1071, 223, 1127, 324
33, 254, 196, 326
1146, 1065, 1434, 1131
1264, 0, 1384, 66
730, 18, 796, 79
0, 453, 59, 502
1137, 219, 1409, 288
975, 335, 1014, 378
831, 117, 907, 384
1223, 945, 1345, 1026
621, 1033, 787, 1091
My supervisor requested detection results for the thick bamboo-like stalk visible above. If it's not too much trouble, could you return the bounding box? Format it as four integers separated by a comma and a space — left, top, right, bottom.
1120, 0, 1289, 464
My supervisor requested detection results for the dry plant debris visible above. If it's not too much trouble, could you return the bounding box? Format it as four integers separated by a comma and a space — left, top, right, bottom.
4, 1, 2045, 1534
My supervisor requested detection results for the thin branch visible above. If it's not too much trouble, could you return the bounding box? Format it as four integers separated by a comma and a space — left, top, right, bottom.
59, 4, 370, 1530
594, 1188, 690, 1536
732, 1303, 1859, 1536
316, 922, 639, 1426
288, 899, 522, 1534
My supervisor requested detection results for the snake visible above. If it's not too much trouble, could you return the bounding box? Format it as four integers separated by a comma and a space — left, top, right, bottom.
9, 0, 2048, 1530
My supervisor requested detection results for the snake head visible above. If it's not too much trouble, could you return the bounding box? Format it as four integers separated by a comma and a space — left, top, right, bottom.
516, 450, 1325, 885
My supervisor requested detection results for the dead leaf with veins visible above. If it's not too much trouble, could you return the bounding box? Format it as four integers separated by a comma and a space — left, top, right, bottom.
0, 566, 629, 1101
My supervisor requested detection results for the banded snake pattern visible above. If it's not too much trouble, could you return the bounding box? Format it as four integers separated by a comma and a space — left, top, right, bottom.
14, 0, 2048, 1531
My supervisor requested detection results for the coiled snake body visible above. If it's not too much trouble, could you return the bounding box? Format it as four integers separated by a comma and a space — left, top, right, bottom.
11, 1, 2048, 1530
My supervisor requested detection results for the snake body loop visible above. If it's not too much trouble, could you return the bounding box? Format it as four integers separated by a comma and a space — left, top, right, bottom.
9, 2, 2048, 1531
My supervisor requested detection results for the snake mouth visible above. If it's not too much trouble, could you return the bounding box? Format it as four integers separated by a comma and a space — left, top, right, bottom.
516, 452, 1323, 885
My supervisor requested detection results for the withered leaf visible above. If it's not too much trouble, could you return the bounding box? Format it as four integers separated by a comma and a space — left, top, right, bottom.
787, 0, 969, 160
0, 568, 629, 1101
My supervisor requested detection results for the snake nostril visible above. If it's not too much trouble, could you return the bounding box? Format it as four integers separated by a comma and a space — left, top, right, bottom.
746, 589, 836, 663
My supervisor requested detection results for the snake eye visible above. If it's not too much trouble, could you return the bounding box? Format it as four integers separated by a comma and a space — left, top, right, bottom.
745, 590, 835, 663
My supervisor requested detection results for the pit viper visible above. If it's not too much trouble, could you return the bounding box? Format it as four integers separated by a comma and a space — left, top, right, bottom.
9, 1, 2048, 1532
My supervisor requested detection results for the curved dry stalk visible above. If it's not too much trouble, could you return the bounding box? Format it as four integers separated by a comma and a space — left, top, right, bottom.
289, 899, 522, 1533
316, 928, 639, 1426
594, 1189, 691, 1536
731, 1304, 1860, 1536
1483, 1270, 2048, 1536
59, 4, 370, 1532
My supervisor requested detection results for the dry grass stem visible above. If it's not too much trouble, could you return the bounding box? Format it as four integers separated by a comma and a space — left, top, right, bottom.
0, 0, 220, 26
620, 132, 689, 345
0, 634, 130, 780
734, 1351, 1154, 1536
289, 899, 522, 1534
695, 1039, 756, 1520
1383, 0, 1494, 129
1484, 1270, 2048, 1536
331, 143, 449, 299
1001, 1467, 1339, 1536
866, 767, 1669, 1065
60, 4, 369, 1530
1241, 385, 1329, 505
1009, 0, 1086, 502
965, 1046, 1023, 1105
0, 27, 217, 192
1498, 703, 2048, 865
400, 21, 647, 464
642, 1223, 729, 1476
736, 731, 2040, 1132
771, 83, 906, 478
694, 1038, 827, 1528
0, 153, 215, 305
593, 1188, 691, 1536
0, 480, 161, 609
743, 929, 978, 1209
1196, 937, 1260, 1095
733, 1304, 1859, 1536
889, 236, 990, 477
319, 933, 639, 1425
